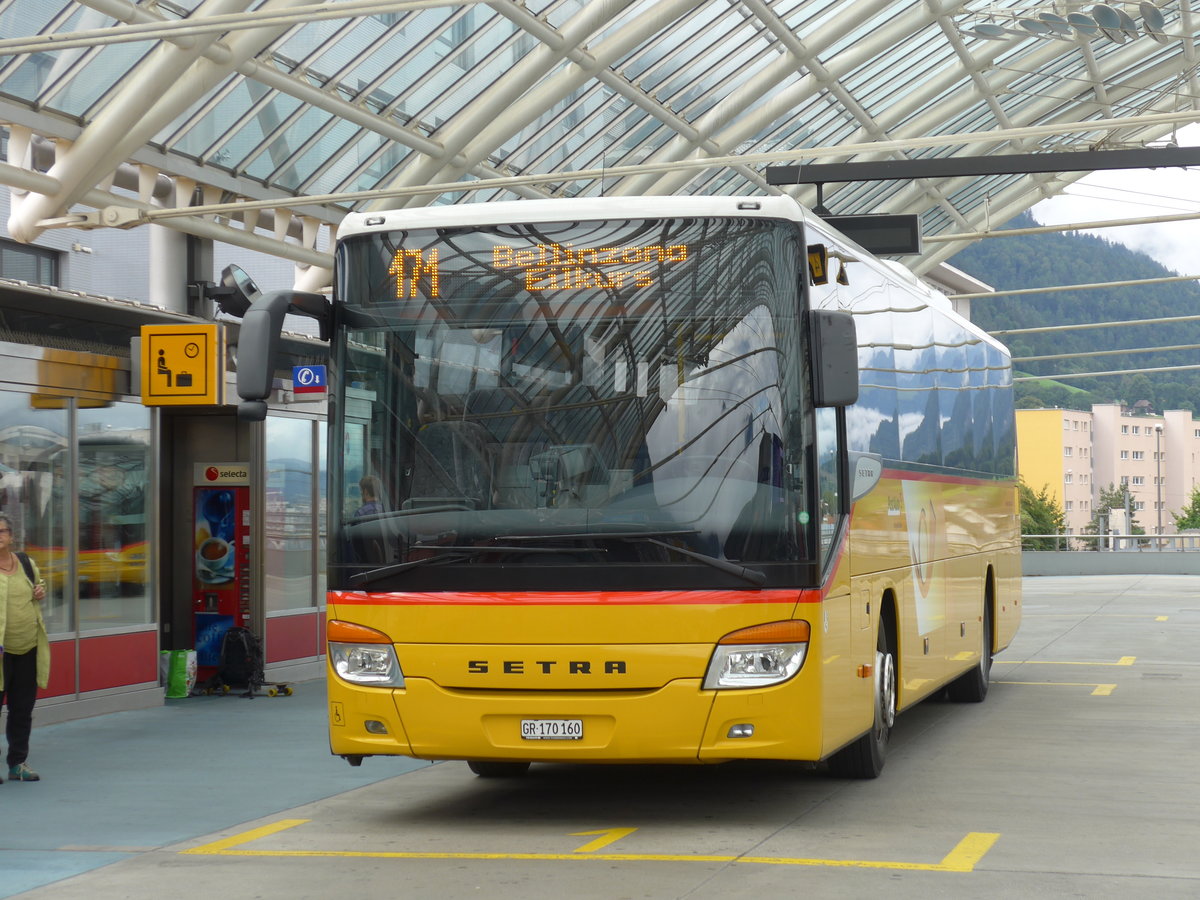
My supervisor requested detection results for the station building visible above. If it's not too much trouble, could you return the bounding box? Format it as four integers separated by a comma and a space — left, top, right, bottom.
1, 186, 328, 721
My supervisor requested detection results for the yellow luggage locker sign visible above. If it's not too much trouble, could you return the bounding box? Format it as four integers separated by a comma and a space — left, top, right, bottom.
140, 324, 224, 406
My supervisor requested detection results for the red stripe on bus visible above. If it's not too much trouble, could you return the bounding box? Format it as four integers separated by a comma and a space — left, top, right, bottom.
880, 467, 1013, 486
329, 589, 823, 607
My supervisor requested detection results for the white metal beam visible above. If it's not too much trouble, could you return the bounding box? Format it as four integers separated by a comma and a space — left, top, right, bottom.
8, 0, 260, 243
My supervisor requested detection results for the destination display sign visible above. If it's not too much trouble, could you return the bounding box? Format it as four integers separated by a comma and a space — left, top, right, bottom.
389, 242, 690, 298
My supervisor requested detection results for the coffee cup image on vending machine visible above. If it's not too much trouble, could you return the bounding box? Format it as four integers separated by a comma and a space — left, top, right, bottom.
196, 536, 233, 582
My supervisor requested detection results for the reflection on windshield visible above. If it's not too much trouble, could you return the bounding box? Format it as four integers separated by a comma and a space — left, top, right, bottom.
331, 217, 814, 589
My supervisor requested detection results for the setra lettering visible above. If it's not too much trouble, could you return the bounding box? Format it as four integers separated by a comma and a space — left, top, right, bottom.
466, 659, 627, 676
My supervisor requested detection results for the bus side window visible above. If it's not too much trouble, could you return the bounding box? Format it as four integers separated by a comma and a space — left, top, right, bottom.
815, 406, 841, 560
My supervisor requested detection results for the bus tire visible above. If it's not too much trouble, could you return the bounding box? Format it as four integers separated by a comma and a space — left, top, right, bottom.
947, 594, 992, 703
828, 624, 896, 779
467, 760, 531, 778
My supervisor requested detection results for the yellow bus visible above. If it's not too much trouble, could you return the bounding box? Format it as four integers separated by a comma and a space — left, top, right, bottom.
248, 196, 1020, 779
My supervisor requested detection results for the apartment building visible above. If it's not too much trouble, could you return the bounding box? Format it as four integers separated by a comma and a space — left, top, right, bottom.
1016, 407, 1095, 535
1016, 404, 1200, 537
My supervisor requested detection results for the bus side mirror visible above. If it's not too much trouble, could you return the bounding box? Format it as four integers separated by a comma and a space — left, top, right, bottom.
235, 289, 331, 421
808, 308, 859, 408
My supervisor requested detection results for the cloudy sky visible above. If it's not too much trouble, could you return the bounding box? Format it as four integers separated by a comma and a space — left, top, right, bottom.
1030, 128, 1200, 276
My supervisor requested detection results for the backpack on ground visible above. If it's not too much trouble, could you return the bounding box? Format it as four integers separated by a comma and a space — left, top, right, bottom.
216, 626, 265, 695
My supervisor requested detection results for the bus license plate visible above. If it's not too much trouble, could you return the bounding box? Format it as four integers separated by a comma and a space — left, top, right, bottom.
521, 719, 583, 740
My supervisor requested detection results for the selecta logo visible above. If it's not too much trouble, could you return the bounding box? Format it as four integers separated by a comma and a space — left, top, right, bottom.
197, 464, 250, 485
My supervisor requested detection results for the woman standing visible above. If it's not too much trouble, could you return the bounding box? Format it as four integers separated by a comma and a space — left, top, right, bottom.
0, 512, 50, 783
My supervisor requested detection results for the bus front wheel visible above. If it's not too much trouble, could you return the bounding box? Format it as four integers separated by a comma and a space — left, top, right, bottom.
828, 626, 896, 779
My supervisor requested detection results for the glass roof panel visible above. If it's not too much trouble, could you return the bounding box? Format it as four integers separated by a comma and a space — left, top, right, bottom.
44, 41, 159, 116
0, 0, 1194, 279
247, 103, 336, 185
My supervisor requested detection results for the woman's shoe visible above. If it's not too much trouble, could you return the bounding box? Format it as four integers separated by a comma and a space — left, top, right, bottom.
8, 763, 39, 781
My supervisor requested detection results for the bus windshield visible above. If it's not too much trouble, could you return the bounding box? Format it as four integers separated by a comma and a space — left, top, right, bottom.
329, 216, 820, 591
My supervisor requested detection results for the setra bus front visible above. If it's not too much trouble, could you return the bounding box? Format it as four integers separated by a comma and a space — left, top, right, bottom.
323, 197, 877, 775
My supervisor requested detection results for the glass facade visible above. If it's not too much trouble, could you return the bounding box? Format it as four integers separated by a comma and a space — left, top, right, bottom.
0, 391, 153, 636
0, 388, 70, 633
77, 404, 152, 631
264, 415, 324, 613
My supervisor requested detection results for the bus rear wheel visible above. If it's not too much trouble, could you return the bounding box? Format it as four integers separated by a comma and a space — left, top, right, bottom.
947, 598, 992, 703
467, 760, 531, 778
828, 627, 895, 779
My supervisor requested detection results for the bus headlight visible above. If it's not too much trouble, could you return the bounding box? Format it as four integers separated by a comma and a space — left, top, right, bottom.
703, 620, 810, 690
328, 620, 405, 687
330, 642, 404, 686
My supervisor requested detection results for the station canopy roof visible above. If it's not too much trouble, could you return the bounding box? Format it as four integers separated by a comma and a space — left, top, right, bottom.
1, 0, 1198, 292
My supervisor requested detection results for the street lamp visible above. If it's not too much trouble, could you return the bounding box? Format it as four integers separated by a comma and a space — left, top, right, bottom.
1155, 424, 1163, 550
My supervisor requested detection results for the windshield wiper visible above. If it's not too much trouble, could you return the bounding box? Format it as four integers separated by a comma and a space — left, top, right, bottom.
621, 536, 767, 587
507, 530, 767, 587
347, 545, 602, 588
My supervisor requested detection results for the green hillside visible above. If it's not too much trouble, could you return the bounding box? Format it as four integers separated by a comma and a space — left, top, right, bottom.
948, 212, 1200, 412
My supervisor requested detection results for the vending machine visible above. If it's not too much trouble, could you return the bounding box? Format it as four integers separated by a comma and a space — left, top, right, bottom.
192, 463, 252, 681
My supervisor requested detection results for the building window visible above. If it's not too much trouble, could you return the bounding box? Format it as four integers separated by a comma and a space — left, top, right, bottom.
1121, 475, 1129, 484
1132, 451, 1144, 460
1132, 426, 1140, 435
1121, 450, 1129, 460
1132, 476, 1144, 485
1065, 501, 1074, 511
1065, 473, 1073, 484
1135, 501, 1146, 511
1122, 425, 1129, 434
0, 238, 59, 285
77, 404, 152, 632
264, 416, 317, 613
1064, 447, 1072, 457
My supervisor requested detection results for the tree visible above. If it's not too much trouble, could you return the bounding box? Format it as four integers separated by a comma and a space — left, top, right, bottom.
1172, 486, 1200, 531
1087, 482, 1144, 538
1018, 479, 1065, 550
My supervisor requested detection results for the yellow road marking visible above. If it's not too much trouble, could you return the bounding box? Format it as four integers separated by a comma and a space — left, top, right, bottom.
571, 828, 638, 853
1021, 614, 1166, 620
184, 821, 999, 872
996, 680, 1117, 696
938, 832, 1001, 872
995, 656, 1134, 666
182, 819, 311, 855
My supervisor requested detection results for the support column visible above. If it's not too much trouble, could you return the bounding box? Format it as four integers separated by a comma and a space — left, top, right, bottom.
148, 225, 191, 314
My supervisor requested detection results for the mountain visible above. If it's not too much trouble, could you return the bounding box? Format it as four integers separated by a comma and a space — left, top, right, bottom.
948, 212, 1200, 413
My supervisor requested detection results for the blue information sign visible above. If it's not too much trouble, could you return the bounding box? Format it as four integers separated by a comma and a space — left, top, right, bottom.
292, 364, 327, 394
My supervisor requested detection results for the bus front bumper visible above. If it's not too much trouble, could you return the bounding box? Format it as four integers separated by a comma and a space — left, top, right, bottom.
328, 675, 825, 765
